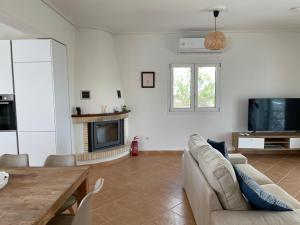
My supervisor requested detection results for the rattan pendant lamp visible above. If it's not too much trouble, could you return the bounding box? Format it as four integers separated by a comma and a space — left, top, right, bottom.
204, 10, 226, 50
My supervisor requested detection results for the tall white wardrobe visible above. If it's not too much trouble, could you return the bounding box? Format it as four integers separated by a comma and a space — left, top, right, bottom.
0, 41, 18, 155
12, 39, 72, 166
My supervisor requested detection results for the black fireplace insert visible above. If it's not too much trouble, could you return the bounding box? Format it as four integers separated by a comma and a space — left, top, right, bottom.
88, 119, 124, 152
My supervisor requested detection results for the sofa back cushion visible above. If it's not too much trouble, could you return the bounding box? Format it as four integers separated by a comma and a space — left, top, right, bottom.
189, 134, 248, 210
188, 134, 209, 161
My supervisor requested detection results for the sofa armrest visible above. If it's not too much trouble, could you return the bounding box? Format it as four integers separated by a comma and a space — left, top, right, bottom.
228, 153, 248, 164
211, 210, 300, 225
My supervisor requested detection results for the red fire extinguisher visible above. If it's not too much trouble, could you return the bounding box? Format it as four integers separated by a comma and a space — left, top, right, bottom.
131, 136, 139, 156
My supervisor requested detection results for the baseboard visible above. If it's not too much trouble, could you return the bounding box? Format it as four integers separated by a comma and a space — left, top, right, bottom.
139, 150, 183, 155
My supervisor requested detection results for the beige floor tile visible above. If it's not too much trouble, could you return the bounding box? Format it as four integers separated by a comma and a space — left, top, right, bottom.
171, 202, 195, 222
150, 211, 196, 225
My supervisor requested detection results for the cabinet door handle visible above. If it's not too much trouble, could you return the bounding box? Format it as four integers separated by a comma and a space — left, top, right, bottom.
0, 102, 9, 105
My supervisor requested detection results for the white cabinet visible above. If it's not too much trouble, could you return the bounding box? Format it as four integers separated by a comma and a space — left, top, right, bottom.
0, 132, 18, 155
0, 40, 13, 94
51, 41, 72, 155
14, 62, 55, 131
12, 40, 51, 62
18, 132, 56, 166
12, 39, 72, 165
290, 138, 300, 149
238, 137, 265, 149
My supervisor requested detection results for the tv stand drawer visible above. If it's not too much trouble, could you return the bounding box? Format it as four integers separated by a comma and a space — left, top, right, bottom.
290, 138, 300, 149
238, 138, 264, 149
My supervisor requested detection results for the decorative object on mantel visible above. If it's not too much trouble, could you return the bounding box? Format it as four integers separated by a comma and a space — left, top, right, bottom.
101, 105, 108, 113
76, 107, 81, 115
114, 106, 120, 113
141, 72, 155, 88
0, 171, 9, 190
122, 105, 128, 112
204, 9, 226, 50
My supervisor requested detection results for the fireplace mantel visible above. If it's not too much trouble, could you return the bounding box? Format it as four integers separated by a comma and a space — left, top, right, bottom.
72, 110, 130, 123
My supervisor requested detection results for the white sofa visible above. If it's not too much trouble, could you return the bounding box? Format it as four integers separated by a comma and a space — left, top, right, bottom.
183, 136, 300, 225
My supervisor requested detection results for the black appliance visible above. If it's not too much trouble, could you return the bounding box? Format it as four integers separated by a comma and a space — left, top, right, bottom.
248, 98, 300, 132
0, 94, 17, 131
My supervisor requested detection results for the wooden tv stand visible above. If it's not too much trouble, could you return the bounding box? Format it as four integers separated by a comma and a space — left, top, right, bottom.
232, 132, 300, 154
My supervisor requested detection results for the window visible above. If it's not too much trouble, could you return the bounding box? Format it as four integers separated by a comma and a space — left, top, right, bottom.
170, 63, 220, 112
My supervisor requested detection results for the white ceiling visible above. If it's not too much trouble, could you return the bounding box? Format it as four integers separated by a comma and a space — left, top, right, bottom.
42, 0, 300, 33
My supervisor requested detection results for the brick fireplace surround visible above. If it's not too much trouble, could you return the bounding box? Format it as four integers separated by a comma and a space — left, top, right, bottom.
72, 111, 130, 165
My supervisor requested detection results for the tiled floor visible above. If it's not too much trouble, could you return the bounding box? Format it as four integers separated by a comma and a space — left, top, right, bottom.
247, 154, 300, 202
88, 153, 300, 225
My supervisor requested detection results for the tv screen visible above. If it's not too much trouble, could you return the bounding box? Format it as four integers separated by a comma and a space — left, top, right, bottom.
248, 98, 300, 131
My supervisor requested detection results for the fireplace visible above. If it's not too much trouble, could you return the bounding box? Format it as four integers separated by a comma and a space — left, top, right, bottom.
88, 119, 124, 152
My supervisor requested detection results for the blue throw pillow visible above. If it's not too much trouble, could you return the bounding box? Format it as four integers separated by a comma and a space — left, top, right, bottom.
234, 166, 292, 211
207, 139, 229, 159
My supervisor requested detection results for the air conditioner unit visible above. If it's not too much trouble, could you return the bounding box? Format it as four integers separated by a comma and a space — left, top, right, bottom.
178, 38, 221, 53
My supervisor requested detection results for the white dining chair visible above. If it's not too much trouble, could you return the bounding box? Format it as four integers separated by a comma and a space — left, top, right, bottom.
44, 155, 77, 167
44, 155, 77, 215
47, 178, 104, 225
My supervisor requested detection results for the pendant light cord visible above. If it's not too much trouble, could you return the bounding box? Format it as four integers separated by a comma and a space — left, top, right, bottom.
213, 10, 219, 32
215, 16, 216, 32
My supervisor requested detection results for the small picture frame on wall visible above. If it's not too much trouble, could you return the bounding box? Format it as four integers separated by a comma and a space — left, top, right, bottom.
141, 72, 155, 88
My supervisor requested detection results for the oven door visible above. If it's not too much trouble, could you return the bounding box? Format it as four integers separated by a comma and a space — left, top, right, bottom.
0, 95, 16, 131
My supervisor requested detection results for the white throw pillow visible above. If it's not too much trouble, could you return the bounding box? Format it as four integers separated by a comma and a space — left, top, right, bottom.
189, 134, 248, 210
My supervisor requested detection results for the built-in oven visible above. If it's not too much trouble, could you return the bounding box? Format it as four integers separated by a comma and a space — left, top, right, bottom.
0, 94, 16, 131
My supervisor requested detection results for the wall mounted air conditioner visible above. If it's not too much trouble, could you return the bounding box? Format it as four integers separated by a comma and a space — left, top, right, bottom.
178, 38, 221, 53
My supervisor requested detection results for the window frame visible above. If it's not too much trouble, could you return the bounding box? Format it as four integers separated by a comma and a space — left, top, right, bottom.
169, 64, 195, 112
169, 63, 221, 113
195, 63, 221, 112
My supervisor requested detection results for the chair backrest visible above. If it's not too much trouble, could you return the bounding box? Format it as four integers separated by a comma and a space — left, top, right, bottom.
0, 154, 29, 168
44, 155, 76, 167
72, 178, 104, 225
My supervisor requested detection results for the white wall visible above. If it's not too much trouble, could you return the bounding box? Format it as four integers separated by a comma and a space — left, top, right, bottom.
114, 32, 300, 150
0, 23, 29, 39
73, 28, 125, 153
74, 28, 124, 113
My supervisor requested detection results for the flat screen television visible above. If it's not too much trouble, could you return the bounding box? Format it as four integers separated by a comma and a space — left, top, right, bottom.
248, 98, 300, 132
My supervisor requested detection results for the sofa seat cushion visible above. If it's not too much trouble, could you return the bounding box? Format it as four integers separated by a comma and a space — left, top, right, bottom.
190, 135, 249, 210
211, 209, 300, 225
261, 184, 300, 209
235, 164, 273, 185
228, 153, 248, 165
